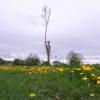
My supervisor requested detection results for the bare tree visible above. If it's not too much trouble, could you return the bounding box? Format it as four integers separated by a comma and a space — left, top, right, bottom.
42, 5, 51, 64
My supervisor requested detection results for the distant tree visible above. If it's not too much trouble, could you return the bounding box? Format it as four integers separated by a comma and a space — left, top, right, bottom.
12, 59, 20, 66
67, 51, 83, 67
0, 58, 6, 65
41, 61, 50, 66
25, 54, 40, 66
42, 5, 51, 65
13, 59, 25, 66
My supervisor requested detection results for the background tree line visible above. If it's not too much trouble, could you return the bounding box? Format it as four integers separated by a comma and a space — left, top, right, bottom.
0, 51, 83, 67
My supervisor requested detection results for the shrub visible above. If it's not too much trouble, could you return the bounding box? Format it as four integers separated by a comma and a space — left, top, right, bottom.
41, 61, 50, 66
25, 54, 40, 66
13, 59, 25, 66
67, 51, 83, 67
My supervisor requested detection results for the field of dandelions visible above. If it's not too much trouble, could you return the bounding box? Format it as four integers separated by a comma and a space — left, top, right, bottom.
0, 65, 100, 100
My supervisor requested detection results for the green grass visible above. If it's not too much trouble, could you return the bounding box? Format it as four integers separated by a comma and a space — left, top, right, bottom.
0, 67, 100, 100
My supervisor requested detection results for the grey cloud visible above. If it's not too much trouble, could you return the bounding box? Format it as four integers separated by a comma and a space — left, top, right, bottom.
0, 0, 100, 63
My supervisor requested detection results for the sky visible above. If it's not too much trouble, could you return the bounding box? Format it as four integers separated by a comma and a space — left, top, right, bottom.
0, 0, 100, 63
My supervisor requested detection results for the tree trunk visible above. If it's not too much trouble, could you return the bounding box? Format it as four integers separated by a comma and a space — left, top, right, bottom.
45, 41, 50, 64
42, 6, 51, 65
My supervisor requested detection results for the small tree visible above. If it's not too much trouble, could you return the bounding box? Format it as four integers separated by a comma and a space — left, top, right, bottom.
13, 59, 25, 66
25, 54, 40, 66
0, 58, 6, 65
67, 51, 83, 67
42, 5, 51, 65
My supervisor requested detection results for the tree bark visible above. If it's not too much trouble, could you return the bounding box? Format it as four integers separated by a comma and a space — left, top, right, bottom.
42, 6, 51, 65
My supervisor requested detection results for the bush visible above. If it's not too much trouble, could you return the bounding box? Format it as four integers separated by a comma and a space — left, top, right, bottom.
25, 54, 40, 66
41, 61, 50, 66
0, 58, 12, 66
0, 58, 6, 65
67, 51, 83, 67
13, 59, 25, 66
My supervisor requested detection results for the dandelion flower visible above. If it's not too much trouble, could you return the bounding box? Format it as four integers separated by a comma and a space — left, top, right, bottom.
76, 68, 81, 71
82, 77, 88, 81
97, 80, 100, 85
80, 72, 84, 75
90, 93, 95, 97
82, 66, 91, 71
97, 76, 100, 80
91, 74, 95, 77
29, 93, 36, 97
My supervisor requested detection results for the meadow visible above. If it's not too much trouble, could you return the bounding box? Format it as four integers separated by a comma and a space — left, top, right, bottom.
0, 65, 100, 100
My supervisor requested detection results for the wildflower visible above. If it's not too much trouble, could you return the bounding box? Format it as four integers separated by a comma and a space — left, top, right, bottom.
82, 77, 88, 81
97, 76, 100, 80
76, 68, 81, 71
80, 72, 84, 75
97, 80, 100, 85
59, 69, 64, 72
29, 93, 37, 97
82, 66, 91, 71
57, 68, 64, 72
91, 74, 97, 78
90, 93, 95, 97
91, 74, 95, 77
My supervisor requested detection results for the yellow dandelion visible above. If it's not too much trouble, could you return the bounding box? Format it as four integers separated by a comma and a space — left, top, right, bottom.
97, 80, 100, 85
82, 66, 91, 71
91, 74, 97, 78
90, 93, 95, 97
29, 93, 37, 97
97, 76, 100, 80
82, 77, 88, 81
57, 68, 64, 72
76, 68, 81, 71
80, 72, 84, 75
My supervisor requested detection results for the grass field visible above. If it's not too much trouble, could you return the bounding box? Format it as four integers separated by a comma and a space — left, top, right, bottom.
0, 65, 100, 100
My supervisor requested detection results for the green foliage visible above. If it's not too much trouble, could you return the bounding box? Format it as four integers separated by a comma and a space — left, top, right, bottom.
0, 58, 5, 65
0, 65, 100, 100
41, 61, 50, 66
25, 54, 40, 66
67, 51, 83, 67
12, 54, 40, 66
0, 70, 84, 100
0, 58, 11, 65
13, 59, 25, 66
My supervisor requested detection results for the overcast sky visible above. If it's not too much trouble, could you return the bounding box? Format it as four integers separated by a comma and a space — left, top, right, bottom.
0, 0, 100, 62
